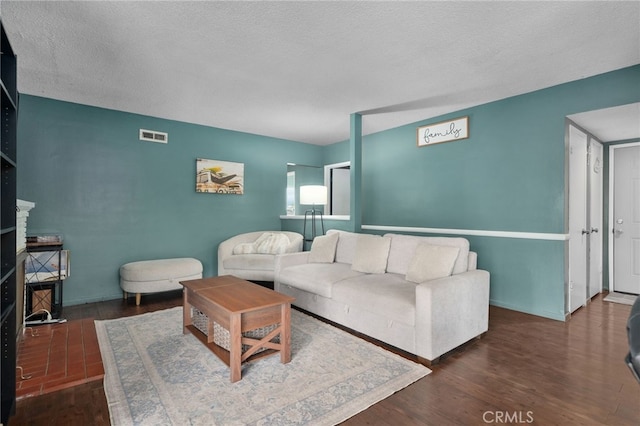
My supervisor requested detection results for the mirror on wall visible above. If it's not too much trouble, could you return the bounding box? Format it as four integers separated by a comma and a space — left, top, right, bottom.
286, 162, 350, 216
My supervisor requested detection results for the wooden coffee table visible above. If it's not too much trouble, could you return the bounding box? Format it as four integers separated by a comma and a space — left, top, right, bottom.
180, 275, 295, 382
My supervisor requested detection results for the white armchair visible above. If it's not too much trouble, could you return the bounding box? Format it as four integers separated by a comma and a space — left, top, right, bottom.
218, 231, 303, 281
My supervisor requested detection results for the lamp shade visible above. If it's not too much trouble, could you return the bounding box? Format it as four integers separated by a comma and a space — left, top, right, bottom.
300, 185, 327, 205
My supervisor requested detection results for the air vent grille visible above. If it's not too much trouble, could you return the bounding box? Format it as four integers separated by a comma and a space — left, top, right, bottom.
139, 129, 168, 144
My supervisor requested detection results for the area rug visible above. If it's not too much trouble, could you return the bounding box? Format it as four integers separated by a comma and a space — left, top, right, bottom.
603, 292, 638, 306
96, 307, 430, 425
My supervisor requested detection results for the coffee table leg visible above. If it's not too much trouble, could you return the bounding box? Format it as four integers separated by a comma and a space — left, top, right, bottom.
229, 313, 242, 382
182, 288, 191, 335
281, 303, 291, 364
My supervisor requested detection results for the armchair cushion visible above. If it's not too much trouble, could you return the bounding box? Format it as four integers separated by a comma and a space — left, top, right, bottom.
232, 243, 256, 254
254, 232, 291, 254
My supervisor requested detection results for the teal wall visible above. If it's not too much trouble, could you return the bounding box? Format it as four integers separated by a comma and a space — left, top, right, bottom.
17, 65, 640, 319
17, 96, 320, 305
354, 65, 640, 320
322, 139, 349, 166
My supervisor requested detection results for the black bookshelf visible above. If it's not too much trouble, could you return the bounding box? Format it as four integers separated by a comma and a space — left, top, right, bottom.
1, 19, 18, 424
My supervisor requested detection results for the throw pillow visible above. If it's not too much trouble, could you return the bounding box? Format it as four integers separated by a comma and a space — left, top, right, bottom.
405, 243, 460, 283
351, 234, 391, 274
308, 232, 339, 263
232, 243, 256, 255
254, 233, 291, 254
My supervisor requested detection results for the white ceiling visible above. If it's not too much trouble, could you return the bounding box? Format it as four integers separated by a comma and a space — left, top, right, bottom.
568, 103, 640, 142
2, 1, 639, 145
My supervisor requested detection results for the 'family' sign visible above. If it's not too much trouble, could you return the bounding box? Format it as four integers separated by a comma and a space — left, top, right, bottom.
417, 116, 469, 147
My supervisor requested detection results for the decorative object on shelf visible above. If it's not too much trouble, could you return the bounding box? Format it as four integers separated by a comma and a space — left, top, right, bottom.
196, 158, 244, 194
300, 185, 327, 244
16, 200, 35, 254
417, 116, 469, 147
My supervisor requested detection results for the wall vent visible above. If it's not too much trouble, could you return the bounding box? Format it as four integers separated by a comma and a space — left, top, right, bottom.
139, 129, 168, 144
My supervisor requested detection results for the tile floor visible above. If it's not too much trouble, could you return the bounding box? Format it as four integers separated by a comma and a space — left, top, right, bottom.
15, 318, 104, 399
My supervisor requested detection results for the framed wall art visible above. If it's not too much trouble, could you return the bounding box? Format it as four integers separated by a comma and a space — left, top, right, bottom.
196, 158, 244, 194
417, 116, 469, 147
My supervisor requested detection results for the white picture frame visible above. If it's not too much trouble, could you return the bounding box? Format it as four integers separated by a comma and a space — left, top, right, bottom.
417, 116, 469, 147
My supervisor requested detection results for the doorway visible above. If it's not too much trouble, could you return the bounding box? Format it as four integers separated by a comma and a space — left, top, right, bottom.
609, 143, 640, 295
324, 161, 350, 216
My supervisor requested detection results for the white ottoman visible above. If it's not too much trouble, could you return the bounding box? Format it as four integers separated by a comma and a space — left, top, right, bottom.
120, 258, 203, 305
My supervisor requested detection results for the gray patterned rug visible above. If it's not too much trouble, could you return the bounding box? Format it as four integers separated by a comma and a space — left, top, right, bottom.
96, 307, 430, 425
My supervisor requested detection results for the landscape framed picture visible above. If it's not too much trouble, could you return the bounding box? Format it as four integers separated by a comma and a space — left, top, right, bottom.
196, 158, 244, 194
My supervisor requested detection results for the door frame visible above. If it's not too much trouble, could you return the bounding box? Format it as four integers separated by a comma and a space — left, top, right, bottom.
589, 139, 604, 298
608, 141, 640, 292
567, 123, 589, 313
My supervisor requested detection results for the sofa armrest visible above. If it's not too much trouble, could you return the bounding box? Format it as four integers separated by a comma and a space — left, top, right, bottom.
415, 269, 490, 361
275, 252, 310, 273
274, 251, 311, 286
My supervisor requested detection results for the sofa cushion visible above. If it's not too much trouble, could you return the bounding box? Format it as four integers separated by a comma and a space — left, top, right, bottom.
223, 254, 275, 271
351, 234, 391, 274
385, 234, 469, 275
308, 232, 339, 263
332, 273, 417, 326
254, 232, 291, 254
278, 263, 364, 298
405, 243, 460, 283
329, 230, 360, 264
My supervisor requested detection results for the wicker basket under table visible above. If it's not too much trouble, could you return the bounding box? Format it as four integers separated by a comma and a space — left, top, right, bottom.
191, 307, 279, 353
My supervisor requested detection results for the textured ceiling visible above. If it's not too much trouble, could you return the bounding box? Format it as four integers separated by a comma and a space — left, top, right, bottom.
2, 1, 639, 145
569, 103, 640, 142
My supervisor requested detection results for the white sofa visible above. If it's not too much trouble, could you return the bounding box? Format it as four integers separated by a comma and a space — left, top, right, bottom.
275, 230, 490, 364
218, 231, 303, 281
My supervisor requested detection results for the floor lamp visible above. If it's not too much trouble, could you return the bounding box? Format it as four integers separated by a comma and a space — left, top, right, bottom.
300, 185, 327, 245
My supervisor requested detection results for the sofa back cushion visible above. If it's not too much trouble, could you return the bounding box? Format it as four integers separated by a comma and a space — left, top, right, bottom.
384, 233, 470, 275
405, 243, 460, 283
351, 234, 391, 274
308, 232, 339, 263
327, 230, 360, 264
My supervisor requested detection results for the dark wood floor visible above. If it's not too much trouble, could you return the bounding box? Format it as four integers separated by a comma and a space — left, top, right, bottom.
11, 291, 640, 425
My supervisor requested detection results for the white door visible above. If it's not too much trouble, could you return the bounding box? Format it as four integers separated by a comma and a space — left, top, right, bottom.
612, 145, 640, 294
589, 140, 603, 298
568, 126, 589, 312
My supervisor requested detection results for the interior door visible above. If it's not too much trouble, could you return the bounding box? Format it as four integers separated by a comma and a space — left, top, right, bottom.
589, 140, 603, 298
568, 125, 589, 312
613, 145, 640, 294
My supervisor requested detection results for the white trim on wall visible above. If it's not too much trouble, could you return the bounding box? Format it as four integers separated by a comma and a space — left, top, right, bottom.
362, 224, 568, 241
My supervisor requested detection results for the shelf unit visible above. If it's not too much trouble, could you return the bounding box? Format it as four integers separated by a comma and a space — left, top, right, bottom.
25, 242, 65, 321
0, 19, 18, 424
